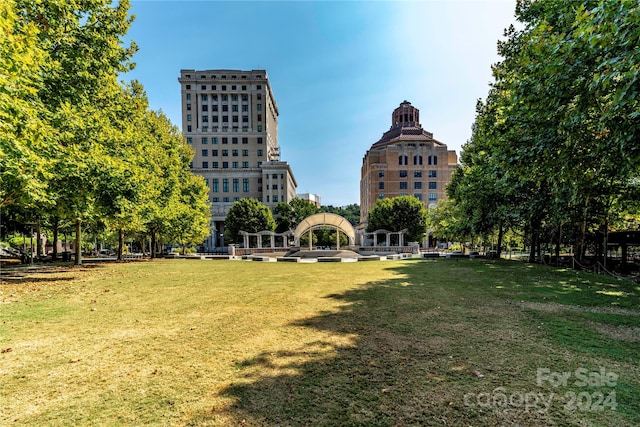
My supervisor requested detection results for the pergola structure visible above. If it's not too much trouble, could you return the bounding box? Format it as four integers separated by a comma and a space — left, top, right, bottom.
239, 230, 293, 250
293, 213, 356, 250
357, 229, 409, 247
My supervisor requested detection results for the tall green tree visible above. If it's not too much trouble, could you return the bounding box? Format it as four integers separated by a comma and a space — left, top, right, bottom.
0, 0, 52, 209
225, 199, 276, 244
274, 198, 320, 232
367, 196, 428, 243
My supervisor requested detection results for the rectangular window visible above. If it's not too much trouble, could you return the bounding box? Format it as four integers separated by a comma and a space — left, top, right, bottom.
257, 137, 263, 144
232, 115, 239, 123
186, 114, 192, 122
222, 105, 228, 112
212, 116, 219, 122
232, 137, 238, 144
378, 170, 385, 178
232, 105, 238, 112
202, 149, 208, 157
223, 197, 230, 203
273, 195, 279, 203
212, 197, 219, 202
201, 137, 208, 144
223, 179, 229, 192
212, 137, 218, 144
379, 182, 384, 190
186, 103, 191, 111
222, 116, 229, 122
201, 85, 206, 90
242, 105, 248, 112
232, 161, 238, 168
186, 85, 191, 90
414, 171, 422, 178
222, 150, 228, 156
212, 149, 218, 156
212, 162, 219, 168
186, 93, 191, 100
243, 178, 249, 192
202, 161, 208, 168
242, 137, 248, 144
222, 137, 228, 144
233, 179, 239, 192
428, 170, 437, 178
414, 193, 422, 201
429, 193, 437, 201
222, 161, 229, 168
186, 137, 192, 144
257, 114, 262, 122
212, 105, 218, 112
232, 150, 238, 156
242, 115, 249, 123
212, 179, 219, 192
429, 182, 437, 189
242, 149, 248, 156
399, 170, 408, 178
414, 181, 422, 189
242, 161, 249, 168
202, 126, 208, 132
202, 104, 208, 111
257, 125, 262, 132
201, 115, 208, 122
232, 94, 238, 101
187, 125, 192, 132
257, 149, 263, 156
400, 182, 408, 190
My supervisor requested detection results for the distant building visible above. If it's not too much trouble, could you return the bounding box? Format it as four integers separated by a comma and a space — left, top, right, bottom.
297, 193, 321, 208
360, 101, 458, 223
179, 69, 297, 248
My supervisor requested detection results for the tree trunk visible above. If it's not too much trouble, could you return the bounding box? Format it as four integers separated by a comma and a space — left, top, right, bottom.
117, 229, 124, 261
150, 229, 157, 258
528, 222, 538, 263
52, 217, 59, 261
74, 219, 82, 266
496, 223, 504, 258
555, 223, 561, 265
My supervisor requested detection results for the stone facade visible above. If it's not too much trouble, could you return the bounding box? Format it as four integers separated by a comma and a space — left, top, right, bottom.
179, 69, 297, 248
360, 101, 458, 223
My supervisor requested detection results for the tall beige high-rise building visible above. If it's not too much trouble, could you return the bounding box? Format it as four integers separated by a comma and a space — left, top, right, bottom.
360, 101, 458, 223
179, 69, 297, 248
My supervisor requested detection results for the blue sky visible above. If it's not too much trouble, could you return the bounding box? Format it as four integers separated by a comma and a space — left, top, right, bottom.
124, 0, 517, 206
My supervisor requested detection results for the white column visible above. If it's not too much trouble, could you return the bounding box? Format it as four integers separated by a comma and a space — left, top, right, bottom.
309, 229, 313, 250
336, 228, 340, 250
270, 235, 275, 249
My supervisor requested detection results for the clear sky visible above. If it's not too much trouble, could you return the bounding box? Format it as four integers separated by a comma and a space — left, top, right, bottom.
124, 0, 517, 207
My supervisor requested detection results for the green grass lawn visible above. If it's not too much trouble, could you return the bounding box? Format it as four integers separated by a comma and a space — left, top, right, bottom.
1, 259, 639, 426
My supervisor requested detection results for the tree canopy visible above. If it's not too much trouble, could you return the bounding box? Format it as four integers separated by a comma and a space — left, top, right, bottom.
367, 196, 428, 243
439, 0, 640, 261
1, 0, 210, 262
224, 199, 276, 244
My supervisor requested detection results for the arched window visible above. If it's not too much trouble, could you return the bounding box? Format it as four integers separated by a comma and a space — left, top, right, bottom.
413, 155, 423, 166
428, 155, 438, 165
398, 155, 408, 165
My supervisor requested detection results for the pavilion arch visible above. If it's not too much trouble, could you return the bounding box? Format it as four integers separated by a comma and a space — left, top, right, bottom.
293, 213, 356, 249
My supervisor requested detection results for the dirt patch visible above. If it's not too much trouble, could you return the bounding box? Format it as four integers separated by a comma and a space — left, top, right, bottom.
517, 301, 640, 316
587, 321, 640, 342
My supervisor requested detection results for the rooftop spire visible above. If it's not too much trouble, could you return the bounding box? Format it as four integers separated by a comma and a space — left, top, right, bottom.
392, 100, 420, 128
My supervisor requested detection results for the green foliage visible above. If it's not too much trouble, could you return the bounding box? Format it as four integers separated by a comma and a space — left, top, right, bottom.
321, 204, 360, 225
274, 198, 320, 232
224, 198, 276, 244
367, 196, 427, 242
448, 0, 640, 259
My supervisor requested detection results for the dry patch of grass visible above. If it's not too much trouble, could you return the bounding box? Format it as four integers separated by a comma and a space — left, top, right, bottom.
1, 259, 639, 426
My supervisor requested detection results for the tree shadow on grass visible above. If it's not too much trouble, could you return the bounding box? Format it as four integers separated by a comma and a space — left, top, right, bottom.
181, 260, 640, 426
